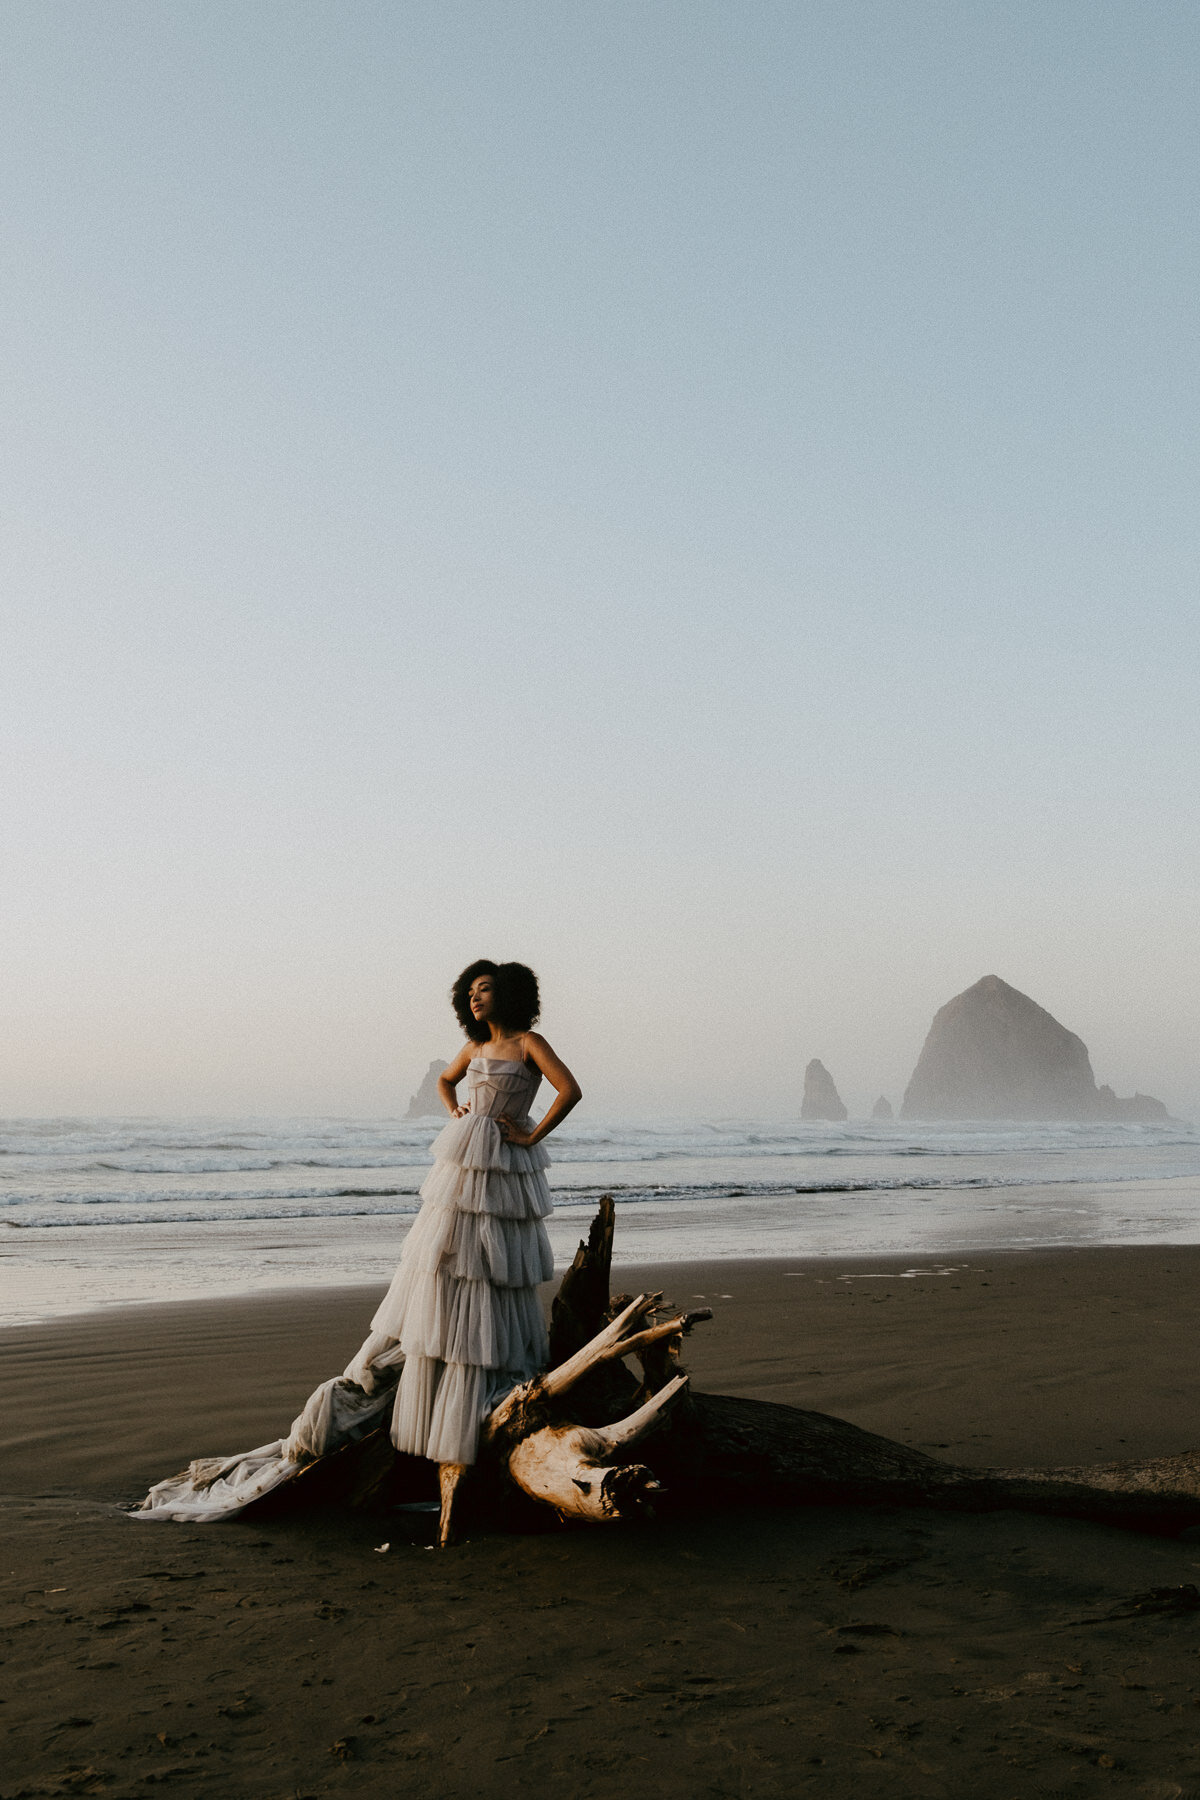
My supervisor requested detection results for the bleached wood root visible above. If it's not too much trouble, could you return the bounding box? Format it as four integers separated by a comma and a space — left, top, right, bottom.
484, 1294, 709, 1447
595, 1373, 689, 1452
502, 1375, 690, 1522
540, 1292, 712, 1395
476, 1258, 707, 1526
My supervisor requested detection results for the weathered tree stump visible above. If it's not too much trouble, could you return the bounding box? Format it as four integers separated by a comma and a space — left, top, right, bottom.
259, 1197, 1200, 1541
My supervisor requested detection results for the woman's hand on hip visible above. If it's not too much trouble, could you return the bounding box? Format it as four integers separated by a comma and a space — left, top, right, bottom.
497, 1113, 534, 1148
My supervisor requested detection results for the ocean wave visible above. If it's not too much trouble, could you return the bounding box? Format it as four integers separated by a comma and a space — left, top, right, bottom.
78, 1153, 436, 1175
0, 1182, 423, 1211
3, 1200, 426, 1228
1, 1114, 1194, 1169
47, 1136, 1190, 1174
5, 1162, 1200, 1228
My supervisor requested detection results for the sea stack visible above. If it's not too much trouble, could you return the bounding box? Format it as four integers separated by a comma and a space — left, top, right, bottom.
404, 1059, 448, 1119
871, 1096, 894, 1121
801, 1059, 848, 1122
1095, 1085, 1172, 1123
901, 976, 1170, 1121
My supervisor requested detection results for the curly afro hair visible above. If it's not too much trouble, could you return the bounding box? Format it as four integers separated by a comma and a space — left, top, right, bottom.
451, 959, 542, 1044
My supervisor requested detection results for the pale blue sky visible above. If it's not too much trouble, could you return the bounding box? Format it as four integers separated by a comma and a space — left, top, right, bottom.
2, 2, 1197, 1117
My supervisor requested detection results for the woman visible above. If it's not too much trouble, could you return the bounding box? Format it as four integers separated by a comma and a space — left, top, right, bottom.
360, 959, 581, 1516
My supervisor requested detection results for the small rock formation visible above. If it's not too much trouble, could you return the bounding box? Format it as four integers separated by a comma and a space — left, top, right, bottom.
901, 976, 1170, 1122
801, 1059, 848, 1122
404, 1060, 448, 1119
871, 1095, 894, 1121
1095, 1085, 1171, 1123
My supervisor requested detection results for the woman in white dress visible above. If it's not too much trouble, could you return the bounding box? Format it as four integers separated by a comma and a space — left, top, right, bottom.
366, 960, 581, 1514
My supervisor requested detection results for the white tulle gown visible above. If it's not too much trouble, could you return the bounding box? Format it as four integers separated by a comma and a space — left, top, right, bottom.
365, 1055, 554, 1466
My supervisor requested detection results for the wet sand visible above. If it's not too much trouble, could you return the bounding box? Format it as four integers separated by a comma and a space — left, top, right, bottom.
4, 1247, 1200, 1796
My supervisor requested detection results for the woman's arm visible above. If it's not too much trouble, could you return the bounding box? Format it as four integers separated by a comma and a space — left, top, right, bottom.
497, 1032, 582, 1148
437, 1042, 476, 1118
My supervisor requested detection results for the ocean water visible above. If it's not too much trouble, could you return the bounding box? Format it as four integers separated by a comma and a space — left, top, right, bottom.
2, 1113, 1199, 1325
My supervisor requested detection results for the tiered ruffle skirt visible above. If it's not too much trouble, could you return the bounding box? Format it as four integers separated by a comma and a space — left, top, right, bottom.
370, 1111, 553, 1465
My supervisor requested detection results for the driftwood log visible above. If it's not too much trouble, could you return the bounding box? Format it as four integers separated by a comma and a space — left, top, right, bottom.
262, 1198, 1200, 1545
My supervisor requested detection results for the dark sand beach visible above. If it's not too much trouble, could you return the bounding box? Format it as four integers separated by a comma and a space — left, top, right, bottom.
5, 1247, 1200, 1797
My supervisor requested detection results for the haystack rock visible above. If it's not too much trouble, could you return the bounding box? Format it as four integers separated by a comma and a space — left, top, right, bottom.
404, 1059, 448, 1119
901, 976, 1170, 1122
872, 1095, 894, 1121
801, 1059, 848, 1122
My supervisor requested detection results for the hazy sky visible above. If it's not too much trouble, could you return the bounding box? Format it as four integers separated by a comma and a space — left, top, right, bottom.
2, 2, 1197, 1119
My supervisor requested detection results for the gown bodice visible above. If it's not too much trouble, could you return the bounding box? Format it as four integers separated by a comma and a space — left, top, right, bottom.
466, 1056, 542, 1122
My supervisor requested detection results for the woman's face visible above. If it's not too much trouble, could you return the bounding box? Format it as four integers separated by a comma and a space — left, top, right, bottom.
468, 974, 496, 1024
